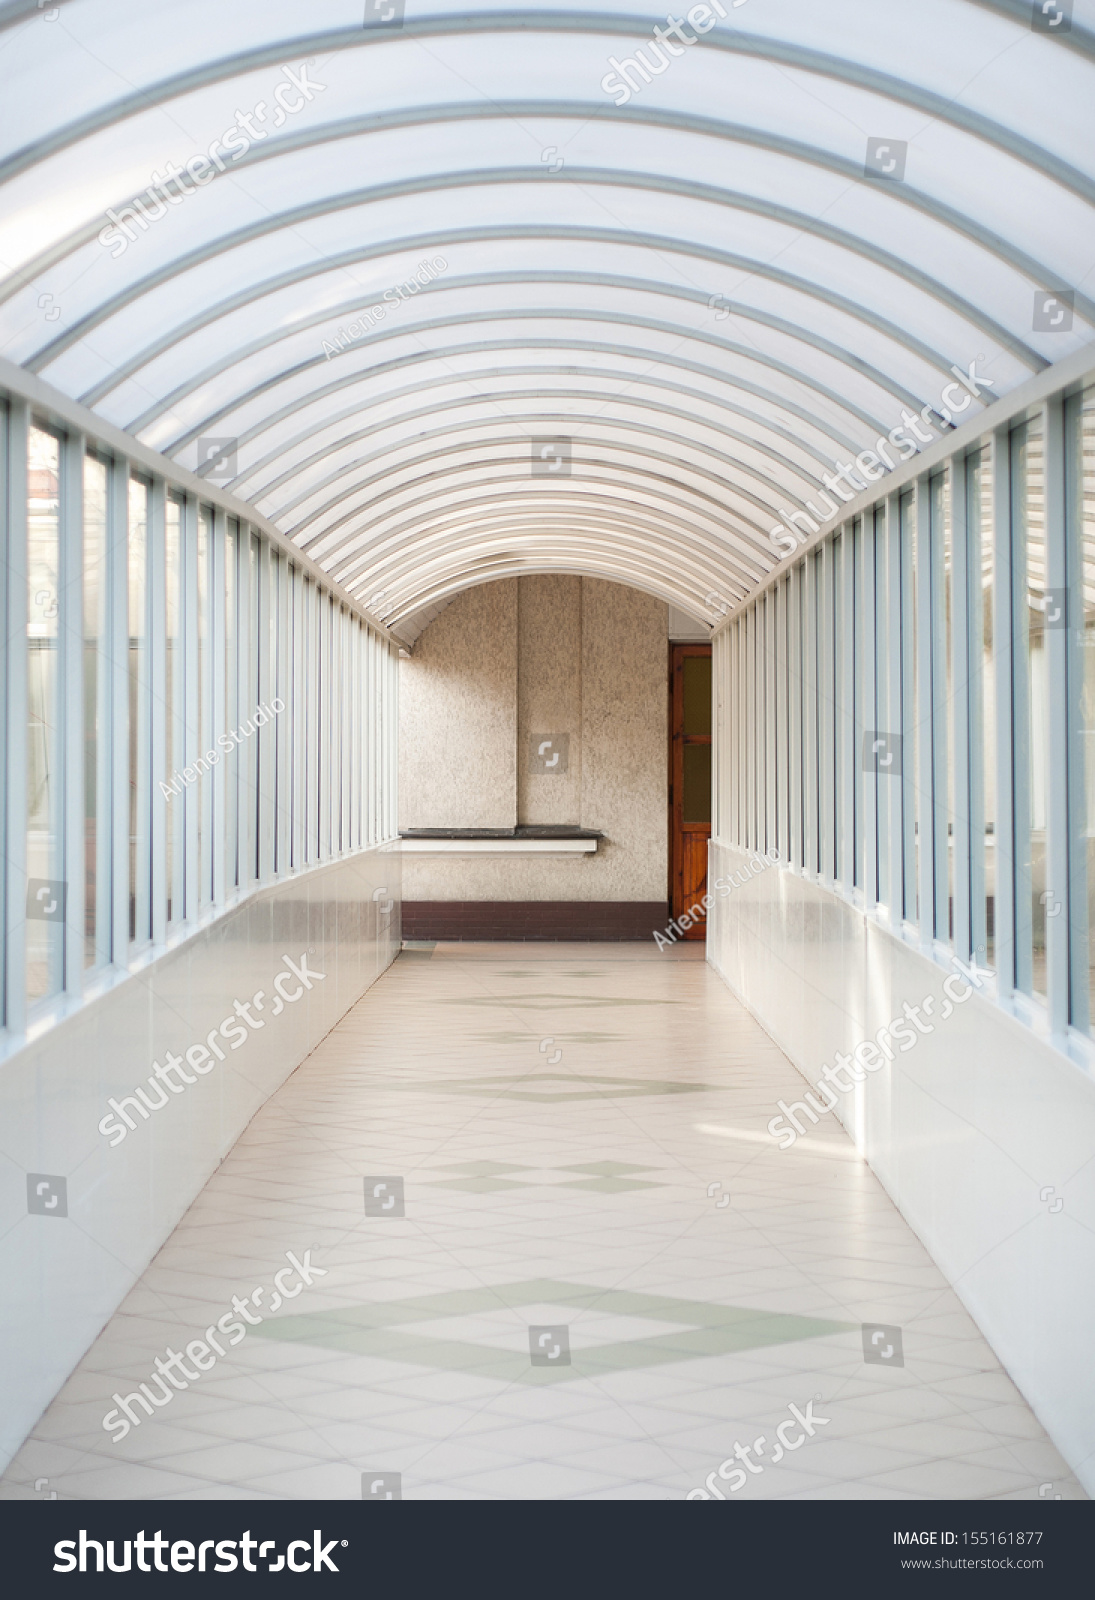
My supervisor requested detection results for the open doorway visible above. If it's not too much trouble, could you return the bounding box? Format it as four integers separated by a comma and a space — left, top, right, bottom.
669, 643, 712, 939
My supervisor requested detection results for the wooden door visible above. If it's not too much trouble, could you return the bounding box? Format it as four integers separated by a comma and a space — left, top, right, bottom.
669, 644, 712, 938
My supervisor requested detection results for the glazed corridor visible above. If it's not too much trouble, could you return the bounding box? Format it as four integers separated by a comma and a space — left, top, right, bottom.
2, 944, 1081, 1502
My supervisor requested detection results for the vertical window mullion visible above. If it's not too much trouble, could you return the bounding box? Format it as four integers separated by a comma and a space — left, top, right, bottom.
915, 474, 935, 946
4, 400, 29, 1033
776, 581, 786, 861
350, 620, 360, 852
87, 455, 112, 971
1065, 389, 1092, 1034
1045, 396, 1069, 1035
931, 474, 951, 944
211, 509, 227, 907
148, 478, 166, 948
236, 527, 253, 882
743, 610, 752, 850
900, 493, 918, 924
862, 512, 878, 911
1011, 427, 1035, 995
108, 457, 129, 966
366, 621, 376, 848
62, 431, 85, 997
993, 425, 1017, 996
967, 455, 989, 968
789, 564, 802, 870
951, 455, 973, 961
308, 582, 319, 862
182, 497, 200, 918
274, 549, 289, 877
293, 570, 305, 868
257, 540, 274, 884
838, 527, 854, 890
337, 604, 345, 851
803, 553, 819, 875
726, 614, 736, 838
128, 476, 151, 950
767, 592, 777, 855
818, 540, 835, 882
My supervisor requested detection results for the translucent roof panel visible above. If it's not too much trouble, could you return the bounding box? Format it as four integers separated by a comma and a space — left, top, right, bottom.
2, 0, 1093, 636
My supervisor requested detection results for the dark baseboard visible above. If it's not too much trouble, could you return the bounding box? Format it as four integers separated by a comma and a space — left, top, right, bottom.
400, 901, 670, 942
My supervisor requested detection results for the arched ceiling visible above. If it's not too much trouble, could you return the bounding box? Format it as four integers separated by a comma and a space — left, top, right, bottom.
2, 0, 1093, 642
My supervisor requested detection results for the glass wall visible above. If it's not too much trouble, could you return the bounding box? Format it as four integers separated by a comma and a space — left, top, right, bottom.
969, 450, 996, 968
714, 381, 1095, 1045
26, 426, 62, 1003
83, 455, 109, 969
1069, 389, 1095, 1028
2, 397, 399, 1037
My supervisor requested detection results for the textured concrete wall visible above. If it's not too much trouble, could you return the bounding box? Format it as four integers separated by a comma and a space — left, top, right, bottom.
398, 580, 517, 831
399, 577, 667, 902
518, 574, 582, 827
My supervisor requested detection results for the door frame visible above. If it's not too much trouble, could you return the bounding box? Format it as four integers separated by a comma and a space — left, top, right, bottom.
668, 642, 712, 939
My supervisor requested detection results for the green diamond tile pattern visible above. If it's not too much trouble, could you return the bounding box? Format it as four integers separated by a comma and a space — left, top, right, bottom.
252, 1280, 856, 1385
5, 943, 1083, 1503
434, 1160, 530, 1176
559, 1162, 660, 1177
558, 1177, 662, 1192
424, 1176, 537, 1192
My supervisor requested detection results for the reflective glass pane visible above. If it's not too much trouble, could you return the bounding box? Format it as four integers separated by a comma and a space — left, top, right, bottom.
969, 450, 996, 970
165, 494, 182, 923
27, 425, 62, 1003
1014, 419, 1047, 1000
683, 742, 712, 826
128, 476, 150, 946
682, 655, 711, 735
1073, 390, 1095, 1028
83, 454, 108, 968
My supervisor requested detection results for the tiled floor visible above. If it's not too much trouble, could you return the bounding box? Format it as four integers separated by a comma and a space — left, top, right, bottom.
2, 942, 1085, 1500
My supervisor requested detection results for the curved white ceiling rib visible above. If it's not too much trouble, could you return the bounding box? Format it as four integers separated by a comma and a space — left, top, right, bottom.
2, 1, 1093, 642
